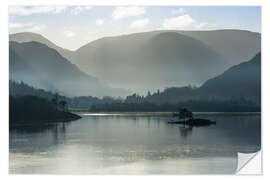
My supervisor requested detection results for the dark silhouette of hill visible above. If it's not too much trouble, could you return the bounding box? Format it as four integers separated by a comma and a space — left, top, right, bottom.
9, 71, 260, 112
10, 95, 81, 127
9, 80, 68, 101
88, 100, 259, 113
10, 80, 125, 109
199, 52, 261, 104
9, 41, 129, 97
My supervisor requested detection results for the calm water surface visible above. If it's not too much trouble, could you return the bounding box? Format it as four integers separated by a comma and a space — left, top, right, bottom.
9, 113, 261, 174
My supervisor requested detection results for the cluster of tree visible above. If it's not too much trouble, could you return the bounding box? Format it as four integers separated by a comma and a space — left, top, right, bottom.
89, 99, 260, 112
69, 96, 123, 109
10, 80, 260, 113
10, 80, 56, 99
125, 86, 198, 104
9, 95, 80, 127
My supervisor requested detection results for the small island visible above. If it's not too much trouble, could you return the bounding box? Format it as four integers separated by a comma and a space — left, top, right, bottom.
9, 95, 81, 128
169, 108, 216, 126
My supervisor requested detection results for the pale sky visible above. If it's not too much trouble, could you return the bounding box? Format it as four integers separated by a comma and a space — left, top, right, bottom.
9, 6, 261, 50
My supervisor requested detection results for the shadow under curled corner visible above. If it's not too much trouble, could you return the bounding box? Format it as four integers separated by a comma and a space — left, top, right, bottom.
236, 151, 262, 175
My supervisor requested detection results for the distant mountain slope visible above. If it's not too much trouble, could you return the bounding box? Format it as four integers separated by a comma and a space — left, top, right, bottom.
72, 30, 260, 93
73, 31, 226, 92
9, 32, 73, 61
138, 52, 261, 105
10, 30, 261, 94
199, 52, 261, 103
9, 41, 128, 97
178, 30, 261, 66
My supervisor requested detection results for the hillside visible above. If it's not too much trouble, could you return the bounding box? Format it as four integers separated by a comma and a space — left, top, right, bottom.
134, 52, 261, 105
73, 30, 260, 93
199, 52, 261, 103
9, 32, 73, 61
10, 30, 261, 93
9, 41, 128, 97
178, 30, 261, 66
73, 31, 225, 92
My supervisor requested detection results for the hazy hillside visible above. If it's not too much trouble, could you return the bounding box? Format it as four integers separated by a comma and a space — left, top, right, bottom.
73, 30, 260, 93
9, 32, 73, 61
133, 52, 261, 105
9, 41, 128, 97
10, 30, 261, 94
73, 31, 225, 92
178, 30, 261, 66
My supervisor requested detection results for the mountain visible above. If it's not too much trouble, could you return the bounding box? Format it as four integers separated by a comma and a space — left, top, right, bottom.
199, 52, 261, 104
9, 41, 128, 97
71, 30, 260, 93
135, 52, 261, 105
72, 31, 224, 92
177, 30, 261, 66
10, 30, 261, 94
9, 32, 73, 61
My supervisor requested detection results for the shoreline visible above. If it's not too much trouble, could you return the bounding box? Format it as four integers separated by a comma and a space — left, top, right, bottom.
9, 112, 81, 129
75, 111, 261, 115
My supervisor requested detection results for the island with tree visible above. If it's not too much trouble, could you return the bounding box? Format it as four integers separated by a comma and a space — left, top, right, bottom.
9, 93, 81, 128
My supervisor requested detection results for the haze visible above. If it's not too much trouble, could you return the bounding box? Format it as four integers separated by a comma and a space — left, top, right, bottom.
9, 6, 261, 50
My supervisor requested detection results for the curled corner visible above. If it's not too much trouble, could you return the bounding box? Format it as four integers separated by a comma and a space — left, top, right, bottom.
236, 151, 262, 175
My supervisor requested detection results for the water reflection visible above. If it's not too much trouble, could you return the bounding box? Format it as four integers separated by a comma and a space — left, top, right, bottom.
178, 126, 193, 138
9, 122, 71, 153
9, 113, 261, 174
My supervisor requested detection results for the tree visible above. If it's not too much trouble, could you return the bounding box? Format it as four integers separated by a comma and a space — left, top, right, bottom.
52, 93, 59, 110
59, 100, 68, 112
178, 108, 193, 122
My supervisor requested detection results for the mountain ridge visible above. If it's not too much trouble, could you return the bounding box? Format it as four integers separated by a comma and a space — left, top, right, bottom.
9, 41, 129, 97
9, 32, 74, 61
9, 30, 261, 94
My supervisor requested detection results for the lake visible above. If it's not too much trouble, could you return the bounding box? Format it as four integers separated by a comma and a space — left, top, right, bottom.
9, 112, 261, 174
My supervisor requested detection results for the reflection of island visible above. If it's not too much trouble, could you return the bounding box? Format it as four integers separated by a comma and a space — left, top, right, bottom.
9, 122, 71, 154
178, 126, 193, 138
52, 122, 70, 143
10, 121, 70, 134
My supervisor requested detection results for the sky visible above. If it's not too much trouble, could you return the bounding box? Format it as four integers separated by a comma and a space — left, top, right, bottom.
9, 6, 261, 50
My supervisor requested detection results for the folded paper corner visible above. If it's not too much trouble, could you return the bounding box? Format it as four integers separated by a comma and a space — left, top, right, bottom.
236, 150, 262, 175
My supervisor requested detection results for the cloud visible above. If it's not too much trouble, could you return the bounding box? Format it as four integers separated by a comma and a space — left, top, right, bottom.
112, 6, 146, 20
25, 25, 47, 32
172, 8, 187, 15
9, 22, 33, 29
162, 14, 214, 30
9, 21, 46, 32
163, 15, 195, 29
63, 30, 76, 38
129, 18, 149, 29
9, 6, 67, 15
71, 6, 92, 15
96, 19, 104, 26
